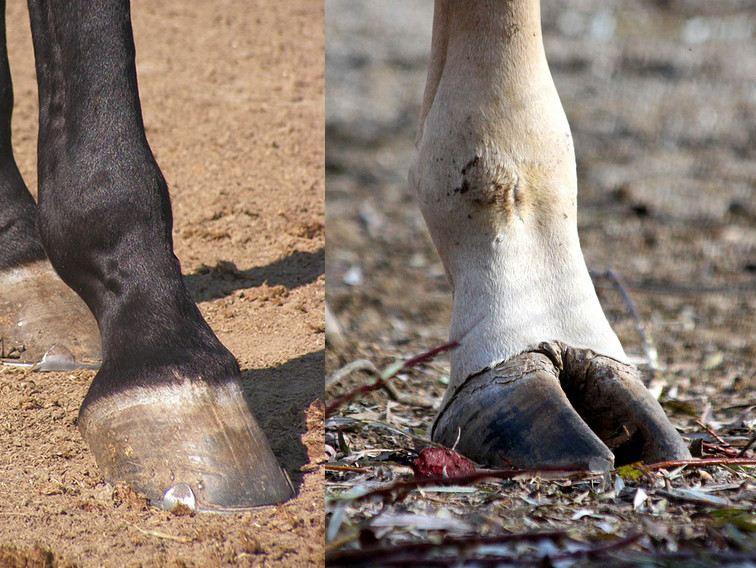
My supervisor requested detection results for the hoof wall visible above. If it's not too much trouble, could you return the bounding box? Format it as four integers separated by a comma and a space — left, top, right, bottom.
560, 348, 690, 465
0, 261, 101, 364
433, 343, 689, 469
433, 350, 614, 471
79, 380, 294, 512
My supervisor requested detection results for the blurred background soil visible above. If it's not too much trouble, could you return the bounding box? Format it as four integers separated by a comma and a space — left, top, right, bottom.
0, 0, 324, 566
326, 0, 755, 560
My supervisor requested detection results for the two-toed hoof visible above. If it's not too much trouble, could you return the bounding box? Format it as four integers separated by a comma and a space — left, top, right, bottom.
432, 343, 689, 471
0, 261, 101, 364
78, 379, 294, 512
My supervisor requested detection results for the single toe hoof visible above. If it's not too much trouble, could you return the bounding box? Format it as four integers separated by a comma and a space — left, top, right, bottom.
79, 380, 294, 512
433, 349, 614, 473
0, 261, 101, 364
560, 348, 690, 465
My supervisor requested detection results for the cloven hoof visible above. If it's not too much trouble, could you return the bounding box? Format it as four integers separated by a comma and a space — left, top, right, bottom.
78, 379, 294, 512
0, 261, 101, 365
432, 342, 689, 471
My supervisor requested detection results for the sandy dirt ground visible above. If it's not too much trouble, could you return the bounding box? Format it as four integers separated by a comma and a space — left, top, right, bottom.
0, 0, 324, 566
326, 0, 755, 564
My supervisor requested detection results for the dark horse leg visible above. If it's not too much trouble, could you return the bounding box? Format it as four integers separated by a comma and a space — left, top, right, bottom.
0, 0, 99, 364
22, 0, 292, 510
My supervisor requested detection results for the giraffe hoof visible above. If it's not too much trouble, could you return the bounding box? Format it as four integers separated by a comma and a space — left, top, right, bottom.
78, 379, 294, 512
0, 260, 101, 364
432, 349, 615, 472
560, 347, 690, 465
433, 343, 689, 470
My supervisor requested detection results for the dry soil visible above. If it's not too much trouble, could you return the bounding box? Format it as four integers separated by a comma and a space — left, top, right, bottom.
0, 1, 324, 566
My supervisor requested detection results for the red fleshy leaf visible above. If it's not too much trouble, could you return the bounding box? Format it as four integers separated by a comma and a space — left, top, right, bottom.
412, 447, 477, 478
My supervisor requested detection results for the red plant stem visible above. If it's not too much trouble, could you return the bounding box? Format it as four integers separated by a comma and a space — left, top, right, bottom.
333, 457, 756, 505
645, 457, 756, 470
325, 340, 458, 418
695, 419, 731, 447
346, 465, 589, 503
401, 340, 459, 369
702, 442, 739, 457
325, 380, 384, 418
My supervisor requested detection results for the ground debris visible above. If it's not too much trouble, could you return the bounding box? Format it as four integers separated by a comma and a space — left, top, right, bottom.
327, 351, 756, 566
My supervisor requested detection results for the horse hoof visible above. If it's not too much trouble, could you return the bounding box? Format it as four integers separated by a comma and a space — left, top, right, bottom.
78, 379, 294, 512
560, 346, 690, 465
0, 261, 101, 364
433, 348, 615, 472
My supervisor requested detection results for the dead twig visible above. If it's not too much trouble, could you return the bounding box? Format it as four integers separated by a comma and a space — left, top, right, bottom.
606, 269, 659, 381
645, 457, 756, 470
737, 431, 756, 458
326, 465, 371, 473
326, 359, 378, 389
695, 419, 730, 447
332, 465, 592, 505
702, 441, 740, 458
128, 523, 194, 543
695, 420, 740, 457
327, 359, 435, 408
325, 340, 458, 418
333, 457, 756, 506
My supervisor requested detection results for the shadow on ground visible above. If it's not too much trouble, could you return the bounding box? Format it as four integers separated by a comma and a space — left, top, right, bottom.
185, 247, 325, 303
242, 348, 324, 492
